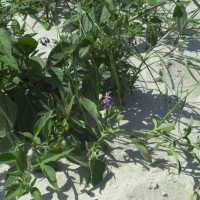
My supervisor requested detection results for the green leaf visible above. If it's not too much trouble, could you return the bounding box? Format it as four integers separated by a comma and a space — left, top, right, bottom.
92, 0, 104, 22
46, 42, 74, 70
0, 132, 24, 153
41, 164, 59, 190
16, 147, 28, 173
58, 15, 78, 29
83, 15, 93, 33
15, 37, 38, 57
0, 153, 16, 164
33, 110, 53, 138
4, 183, 21, 200
38, 147, 74, 166
7, 164, 23, 176
0, 28, 12, 57
69, 116, 86, 128
79, 97, 101, 124
146, 23, 158, 46
23, 132, 34, 140
31, 178, 37, 187
70, 135, 82, 147
169, 147, 181, 175
43, 67, 69, 92
150, 16, 162, 24
155, 123, 175, 132
2, 71, 21, 90
65, 146, 89, 167
173, 3, 188, 32
90, 157, 106, 186
182, 116, 194, 138
17, 6, 43, 14
40, 20, 50, 30
15, 89, 42, 133
99, 22, 114, 36
120, 0, 135, 10
0, 91, 18, 138
42, 119, 52, 140
134, 142, 152, 163
28, 56, 46, 76
1, 55, 19, 70
76, 39, 92, 62
11, 19, 20, 35
30, 187, 42, 200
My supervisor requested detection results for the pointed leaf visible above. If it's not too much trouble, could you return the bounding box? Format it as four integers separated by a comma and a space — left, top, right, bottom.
42, 164, 59, 190
0, 132, 24, 153
40, 147, 75, 165
0, 153, 16, 164
0, 91, 18, 138
169, 147, 181, 175
146, 23, 158, 46
79, 97, 101, 124
33, 110, 53, 138
16, 147, 28, 173
90, 157, 106, 186
46, 42, 74, 70
134, 142, 152, 163
30, 187, 42, 200
155, 123, 175, 132
65, 146, 89, 168
173, 3, 188, 32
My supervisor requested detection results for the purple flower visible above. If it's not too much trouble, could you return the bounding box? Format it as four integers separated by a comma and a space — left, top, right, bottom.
129, 38, 137, 48
40, 37, 50, 46
103, 91, 111, 111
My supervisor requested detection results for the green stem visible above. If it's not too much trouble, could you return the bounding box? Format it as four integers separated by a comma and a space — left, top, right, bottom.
157, 82, 200, 127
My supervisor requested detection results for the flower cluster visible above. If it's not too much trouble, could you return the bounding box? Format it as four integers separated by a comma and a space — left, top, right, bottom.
129, 38, 137, 48
40, 38, 50, 46
103, 92, 111, 111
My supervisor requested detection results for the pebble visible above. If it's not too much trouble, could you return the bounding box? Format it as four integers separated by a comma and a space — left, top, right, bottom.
155, 77, 162, 82
162, 192, 168, 197
148, 182, 159, 189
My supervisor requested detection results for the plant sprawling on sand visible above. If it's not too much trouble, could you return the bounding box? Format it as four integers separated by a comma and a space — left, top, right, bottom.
0, 0, 200, 199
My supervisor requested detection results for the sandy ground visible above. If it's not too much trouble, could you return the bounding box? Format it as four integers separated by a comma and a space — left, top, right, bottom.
0, 1, 200, 200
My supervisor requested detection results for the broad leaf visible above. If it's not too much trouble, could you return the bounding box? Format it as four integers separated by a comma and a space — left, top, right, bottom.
7, 164, 23, 176
28, 56, 46, 76
43, 67, 69, 92
46, 42, 74, 70
134, 142, 152, 163
65, 146, 89, 168
0, 153, 16, 164
2, 71, 21, 90
41, 164, 59, 190
0, 92, 18, 137
92, 0, 104, 22
0, 132, 24, 153
90, 157, 106, 186
173, 3, 188, 32
155, 123, 175, 132
169, 147, 181, 175
40, 147, 75, 165
99, 22, 114, 36
3, 183, 21, 200
30, 187, 42, 200
15, 37, 38, 57
16, 147, 28, 173
76, 39, 92, 62
33, 110, 53, 138
0, 28, 12, 57
146, 23, 157, 46
79, 97, 101, 124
